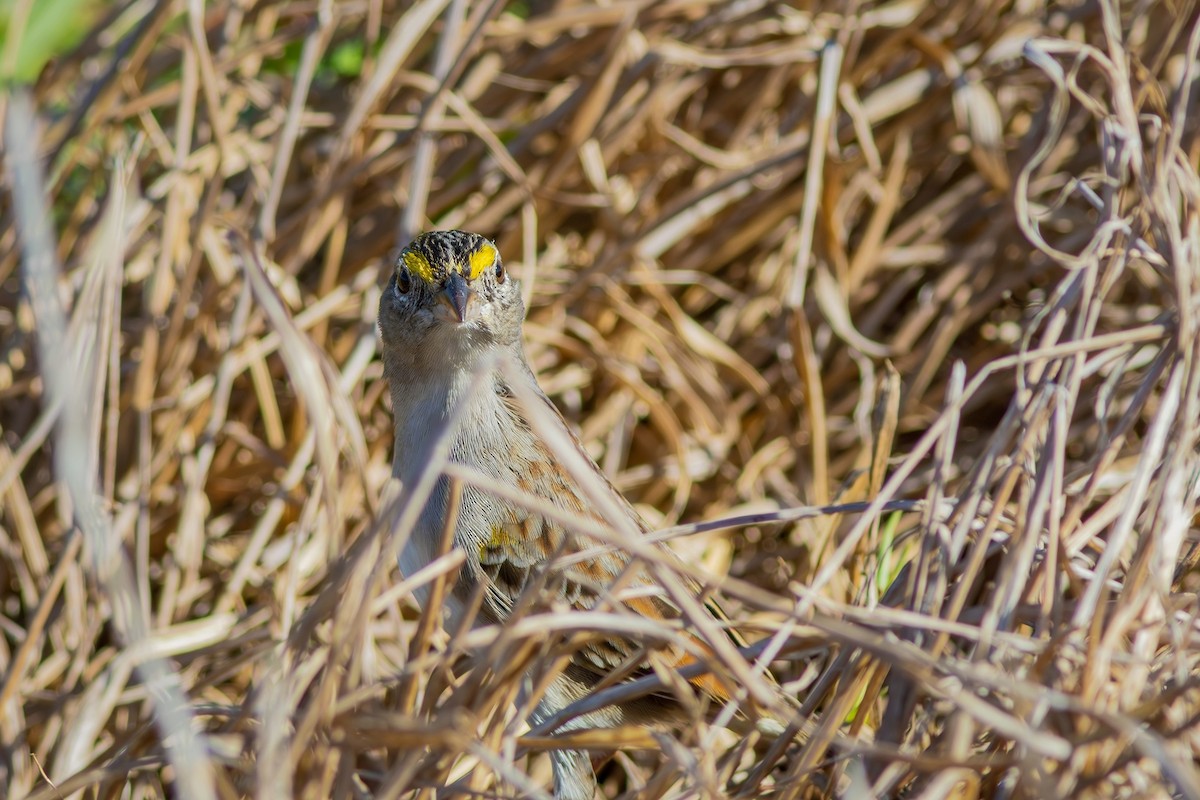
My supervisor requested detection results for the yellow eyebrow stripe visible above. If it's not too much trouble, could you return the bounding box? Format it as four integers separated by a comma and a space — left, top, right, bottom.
467, 242, 497, 280
402, 250, 434, 283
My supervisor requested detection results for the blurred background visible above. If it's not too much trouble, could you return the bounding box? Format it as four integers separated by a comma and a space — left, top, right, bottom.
2, 0, 1199, 797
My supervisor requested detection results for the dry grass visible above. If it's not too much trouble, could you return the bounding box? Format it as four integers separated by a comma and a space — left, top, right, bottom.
2, 0, 1200, 797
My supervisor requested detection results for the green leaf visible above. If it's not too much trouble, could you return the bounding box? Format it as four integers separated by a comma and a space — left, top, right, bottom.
875, 511, 903, 592
328, 39, 364, 78
0, 0, 101, 84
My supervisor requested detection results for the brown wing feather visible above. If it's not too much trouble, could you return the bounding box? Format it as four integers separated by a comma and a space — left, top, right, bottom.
475, 470, 742, 703
467, 374, 749, 706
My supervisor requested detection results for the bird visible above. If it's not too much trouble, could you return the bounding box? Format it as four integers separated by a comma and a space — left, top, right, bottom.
378, 230, 779, 798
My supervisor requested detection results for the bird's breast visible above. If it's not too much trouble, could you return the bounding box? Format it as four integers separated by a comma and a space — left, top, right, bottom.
391, 369, 524, 612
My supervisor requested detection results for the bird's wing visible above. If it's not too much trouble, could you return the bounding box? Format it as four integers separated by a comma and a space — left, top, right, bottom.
470, 380, 744, 707
479, 507, 743, 708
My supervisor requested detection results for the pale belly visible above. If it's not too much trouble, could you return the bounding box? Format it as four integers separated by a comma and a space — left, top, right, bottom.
394, 394, 514, 628
390, 363, 575, 631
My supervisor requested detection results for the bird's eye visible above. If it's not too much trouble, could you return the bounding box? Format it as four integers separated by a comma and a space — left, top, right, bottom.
495, 259, 506, 284
395, 268, 412, 294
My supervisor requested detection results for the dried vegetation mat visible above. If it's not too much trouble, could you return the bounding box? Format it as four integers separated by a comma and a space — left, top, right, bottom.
2, 0, 1200, 798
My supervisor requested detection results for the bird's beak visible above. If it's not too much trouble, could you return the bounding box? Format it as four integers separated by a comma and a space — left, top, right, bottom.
439, 271, 472, 323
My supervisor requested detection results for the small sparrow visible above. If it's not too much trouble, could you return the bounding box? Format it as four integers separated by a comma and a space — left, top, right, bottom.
379, 230, 776, 798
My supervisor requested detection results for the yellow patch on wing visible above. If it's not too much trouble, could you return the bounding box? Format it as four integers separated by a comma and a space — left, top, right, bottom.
402, 250, 435, 284
480, 524, 512, 559
466, 242, 497, 280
